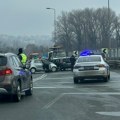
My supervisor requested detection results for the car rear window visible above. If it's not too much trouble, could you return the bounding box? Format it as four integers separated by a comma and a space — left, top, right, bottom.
77, 56, 101, 62
0, 56, 7, 66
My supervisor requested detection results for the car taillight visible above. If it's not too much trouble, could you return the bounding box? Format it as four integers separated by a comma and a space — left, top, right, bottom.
0, 68, 13, 76
96, 64, 105, 67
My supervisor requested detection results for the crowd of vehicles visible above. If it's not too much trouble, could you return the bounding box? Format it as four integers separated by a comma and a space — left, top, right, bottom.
0, 50, 110, 102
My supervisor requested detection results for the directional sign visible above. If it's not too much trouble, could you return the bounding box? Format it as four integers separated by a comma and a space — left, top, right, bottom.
101, 48, 108, 54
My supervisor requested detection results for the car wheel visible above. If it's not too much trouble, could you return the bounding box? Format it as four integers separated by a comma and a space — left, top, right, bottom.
80, 78, 84, 83
13, 82, 21, 102
74, 77, 79, 84
103, 76, 108, 82
25, 79, 33, 96
51, 67, 57, 72
108, 74, 110, 80
30, 68, 36, 74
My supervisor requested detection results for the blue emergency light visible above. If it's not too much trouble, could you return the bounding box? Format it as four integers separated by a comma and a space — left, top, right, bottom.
80, 50, 94, 56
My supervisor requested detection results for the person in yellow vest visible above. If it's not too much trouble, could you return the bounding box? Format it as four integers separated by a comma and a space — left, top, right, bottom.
17, 48, 27, 65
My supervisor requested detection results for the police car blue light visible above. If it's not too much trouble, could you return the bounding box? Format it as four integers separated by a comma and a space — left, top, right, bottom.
80, 50, 94, 56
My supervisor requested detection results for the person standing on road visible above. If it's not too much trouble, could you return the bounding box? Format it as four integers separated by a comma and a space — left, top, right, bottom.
70, 55, 76, 71
17, 48, 27, 65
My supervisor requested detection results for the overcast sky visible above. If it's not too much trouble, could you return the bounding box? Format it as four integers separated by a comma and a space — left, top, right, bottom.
0, 0, 119, 36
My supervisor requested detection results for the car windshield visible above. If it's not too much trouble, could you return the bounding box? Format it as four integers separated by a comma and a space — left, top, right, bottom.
77, 56, 101, 63
0, 56, 7, 66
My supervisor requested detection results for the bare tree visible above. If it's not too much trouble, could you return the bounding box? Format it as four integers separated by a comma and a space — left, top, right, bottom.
55, 8, 119, 52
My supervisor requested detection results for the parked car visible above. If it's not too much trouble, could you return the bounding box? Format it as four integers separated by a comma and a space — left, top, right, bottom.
0, 53, 33, 102
73, 55, 110, 83
29, 59, 57, 73
51, 57, 73, 71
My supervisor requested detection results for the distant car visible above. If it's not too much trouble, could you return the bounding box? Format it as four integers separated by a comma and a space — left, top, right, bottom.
0, 53, 33, 102
51, 57, 72, 71
73, 55, 110, 83
29, 59, 57, 73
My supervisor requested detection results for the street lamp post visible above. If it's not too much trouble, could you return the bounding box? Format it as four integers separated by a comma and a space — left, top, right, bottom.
108, 0, 111, 58
46, 7, 56, 43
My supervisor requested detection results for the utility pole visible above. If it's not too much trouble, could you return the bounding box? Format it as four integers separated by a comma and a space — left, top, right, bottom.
46, 7, 56, 43
108, 0, 111, 58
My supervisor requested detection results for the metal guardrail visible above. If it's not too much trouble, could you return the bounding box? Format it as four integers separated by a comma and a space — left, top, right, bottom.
107, 60, 120, 69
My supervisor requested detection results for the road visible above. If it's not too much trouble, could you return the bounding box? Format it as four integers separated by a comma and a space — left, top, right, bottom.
0, 70, 120, 120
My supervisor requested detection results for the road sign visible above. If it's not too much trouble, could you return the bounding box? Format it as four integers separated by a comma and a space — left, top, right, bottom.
101, 48, 108, 54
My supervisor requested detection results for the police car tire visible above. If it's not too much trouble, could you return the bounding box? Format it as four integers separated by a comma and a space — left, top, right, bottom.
103, 76, 109, 82
108, 74, 110, 80
74, 77, 78, 84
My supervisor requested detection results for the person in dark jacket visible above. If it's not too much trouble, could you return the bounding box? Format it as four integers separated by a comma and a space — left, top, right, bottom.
70, 55, 76, 71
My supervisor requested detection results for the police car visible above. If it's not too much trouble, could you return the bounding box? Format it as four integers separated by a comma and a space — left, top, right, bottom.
73, 50, 110, 83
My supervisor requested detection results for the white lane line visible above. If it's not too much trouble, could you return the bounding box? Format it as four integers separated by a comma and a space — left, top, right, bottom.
63, 92, 120, 95
42, 92, 120, 110
33, 74, 47, 82
42, 94, 64, 109
96, 112, 120, 116
45, 77, 72, 80
33, 86, 74, 89
110, 80, 120, 83
57, 82, 73, 83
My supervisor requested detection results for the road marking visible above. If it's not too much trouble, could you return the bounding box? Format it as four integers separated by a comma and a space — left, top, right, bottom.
63, 92, 120, 95
42, 94, 64, 109
33, 86, 74, 89
96, 112, 120, 116
33, 74, 47, 82
45, 77, 72, 80
57, 82, 73, 83
42, 92, 120, 110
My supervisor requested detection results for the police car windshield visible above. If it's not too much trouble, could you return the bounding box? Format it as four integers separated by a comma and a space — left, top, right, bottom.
77, 56, 101, 63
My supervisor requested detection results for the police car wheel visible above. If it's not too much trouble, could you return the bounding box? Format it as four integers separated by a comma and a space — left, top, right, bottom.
103, 76, 108, 82
30, 68, 36, 74
74, 77, 79, 84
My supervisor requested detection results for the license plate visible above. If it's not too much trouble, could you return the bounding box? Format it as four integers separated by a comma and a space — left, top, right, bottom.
84, 66, 94, 70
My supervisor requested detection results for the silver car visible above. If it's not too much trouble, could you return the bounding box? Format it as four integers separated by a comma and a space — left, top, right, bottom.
73, 55, 110, 83
29, 59, 57, 73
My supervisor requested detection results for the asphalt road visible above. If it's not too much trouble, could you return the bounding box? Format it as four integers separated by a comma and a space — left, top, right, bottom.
0, 70, 120, 120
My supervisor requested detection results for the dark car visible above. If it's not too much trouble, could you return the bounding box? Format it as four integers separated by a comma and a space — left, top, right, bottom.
51, 57, 72, 71
0, 53, 33, 102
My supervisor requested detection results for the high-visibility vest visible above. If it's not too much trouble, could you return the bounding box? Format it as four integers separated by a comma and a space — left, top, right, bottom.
20, 53, 27, 65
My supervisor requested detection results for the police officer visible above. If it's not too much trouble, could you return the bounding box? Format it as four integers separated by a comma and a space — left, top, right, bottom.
18, 48, 27, 65
70, 55, 76, 71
